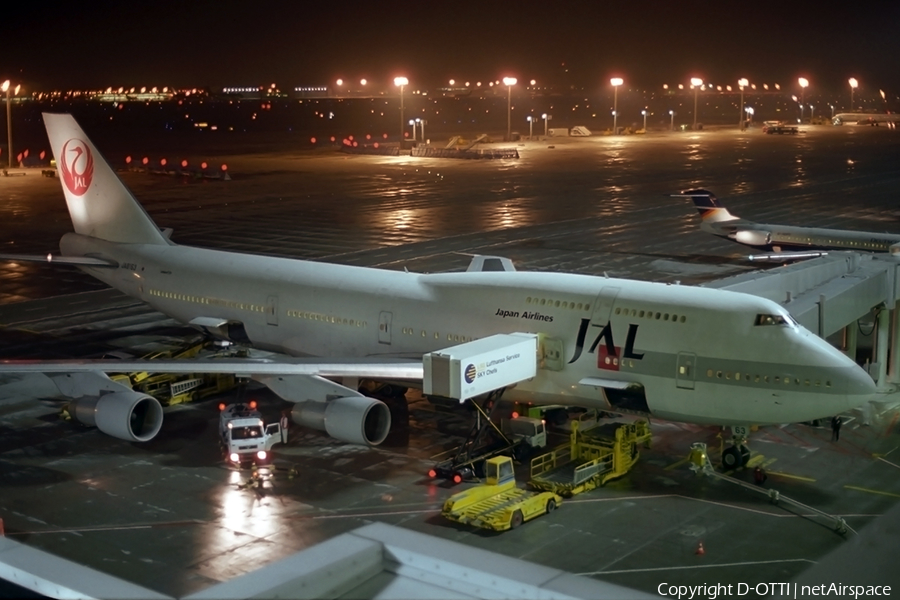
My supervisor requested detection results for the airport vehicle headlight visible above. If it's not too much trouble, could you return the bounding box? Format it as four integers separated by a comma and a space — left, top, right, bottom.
257, 450, 267, 460
229, 453, 240, 463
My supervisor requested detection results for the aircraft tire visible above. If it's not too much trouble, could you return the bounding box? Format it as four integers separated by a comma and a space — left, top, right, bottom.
722, 446, 741, 469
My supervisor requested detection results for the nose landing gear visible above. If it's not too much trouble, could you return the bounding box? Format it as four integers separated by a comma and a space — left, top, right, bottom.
721, 425, 752, 469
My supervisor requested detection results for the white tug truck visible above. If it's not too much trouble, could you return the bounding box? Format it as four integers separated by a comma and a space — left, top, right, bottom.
218, 401, 283, 466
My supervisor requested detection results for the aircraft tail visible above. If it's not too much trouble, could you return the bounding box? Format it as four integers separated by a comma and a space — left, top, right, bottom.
673, 189, 740, 224
43, 113, 169, 245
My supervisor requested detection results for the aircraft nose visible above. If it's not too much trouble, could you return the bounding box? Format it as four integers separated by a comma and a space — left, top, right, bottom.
842, 364, 878, 408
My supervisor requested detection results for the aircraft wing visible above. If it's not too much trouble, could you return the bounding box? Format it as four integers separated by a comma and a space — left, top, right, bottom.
0, 357, 423, 380
0, 253, 119, 267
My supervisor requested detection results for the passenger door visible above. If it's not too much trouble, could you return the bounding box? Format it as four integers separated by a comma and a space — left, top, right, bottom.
676, 352, 696, 390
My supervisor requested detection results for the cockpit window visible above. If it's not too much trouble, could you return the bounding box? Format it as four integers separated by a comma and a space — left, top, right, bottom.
755, 313, 797, 327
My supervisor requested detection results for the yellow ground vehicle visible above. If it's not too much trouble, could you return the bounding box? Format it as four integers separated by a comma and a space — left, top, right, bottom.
442, 456, 561, 531
109, 340, 239, 406
529, 421, 651, 497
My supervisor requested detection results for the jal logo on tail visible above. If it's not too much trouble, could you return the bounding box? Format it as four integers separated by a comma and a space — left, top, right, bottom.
60, 139, 94, 196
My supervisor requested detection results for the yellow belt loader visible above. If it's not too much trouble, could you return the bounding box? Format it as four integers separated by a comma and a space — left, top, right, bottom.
442, 456, 561, 531
529, 421, 651, 497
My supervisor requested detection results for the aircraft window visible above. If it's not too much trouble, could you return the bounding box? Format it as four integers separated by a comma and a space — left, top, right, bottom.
735, 372, 741, 380
540, 298, 546, 305
563, 302, 570, 309
805, 380, 810, 386
526, 297, 532, 304
421, 331, 426, 337
655, 312, 661, 319
615, 308, 621, 315
764, 376, 769, 383
672, 314, 678, 321
826, 381, 832, 388
725, 372, 731, 380
716, 371, 722, 378
585, 304, 591, 311
815, 380, 820, 386
755, 314, 792, 326
774, 376, 781, 383
680, 316, 686, 323
555, 300, 560, 307
707, 369, 713, 378
784, 378, 791, 385
638, 310, 644, 318
434, 332, 439, 339
664, 313, 669, 321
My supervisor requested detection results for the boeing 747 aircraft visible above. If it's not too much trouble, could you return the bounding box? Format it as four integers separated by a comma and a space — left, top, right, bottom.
0, 115, 878, 468
678, 188, 900, 261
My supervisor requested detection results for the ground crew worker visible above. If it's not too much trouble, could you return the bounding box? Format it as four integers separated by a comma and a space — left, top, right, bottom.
831, 415, 842, 441
280, 411, 289, 444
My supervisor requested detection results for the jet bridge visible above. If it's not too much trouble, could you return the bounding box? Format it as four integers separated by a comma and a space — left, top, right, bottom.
704, 252, 900, 390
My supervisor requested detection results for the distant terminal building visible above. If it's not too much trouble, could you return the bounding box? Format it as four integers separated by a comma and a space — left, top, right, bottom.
294, 86, 329, 99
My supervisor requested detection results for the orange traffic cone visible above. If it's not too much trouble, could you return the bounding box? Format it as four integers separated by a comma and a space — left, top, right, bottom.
696, 541, 705, 556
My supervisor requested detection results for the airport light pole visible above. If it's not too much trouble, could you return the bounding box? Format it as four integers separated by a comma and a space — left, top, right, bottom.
745, 106, 754, 127
3, 80, 13, 169
849, 77, 858, 111
809, 104, 815, 122
690, 78, 703, 129
409, 119, 416, 142
830, 104, 835, 119
394, 76, 408, 149
641, 109, 647, 132
610, 78, 623, 134
527, 115, 533, 139
542, 113, 549, 137
669, 109, 675, 131
798, 78, 808, 122
738, 78, 749, 129
503, 77, 516, 141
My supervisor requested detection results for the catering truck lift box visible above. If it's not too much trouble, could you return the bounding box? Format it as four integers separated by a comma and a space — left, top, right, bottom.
423, 333, 538, 401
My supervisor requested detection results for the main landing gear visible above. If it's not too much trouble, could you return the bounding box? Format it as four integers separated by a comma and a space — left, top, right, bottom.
721, 425, 752, 469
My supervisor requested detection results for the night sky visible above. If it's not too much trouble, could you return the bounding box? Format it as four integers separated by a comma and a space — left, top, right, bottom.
3, 0, 899, 94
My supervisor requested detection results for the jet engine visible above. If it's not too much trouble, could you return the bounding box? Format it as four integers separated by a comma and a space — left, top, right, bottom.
732, 229, 771, 247
68, 392, 164, 442
292, 396, 391, 446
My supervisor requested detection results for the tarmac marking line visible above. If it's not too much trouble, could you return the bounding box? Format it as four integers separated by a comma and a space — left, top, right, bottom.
875, 456, 900, 470
580, 557, 816, 576
843, 485, 900, 498
767, 471, 815, 482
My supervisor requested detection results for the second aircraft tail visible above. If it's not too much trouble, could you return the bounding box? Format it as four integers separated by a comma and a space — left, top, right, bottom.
673, 189, 740, 224
43, 113, 169, 246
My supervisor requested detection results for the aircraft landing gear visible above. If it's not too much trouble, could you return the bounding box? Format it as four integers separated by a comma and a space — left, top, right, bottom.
722, 426, 752, 469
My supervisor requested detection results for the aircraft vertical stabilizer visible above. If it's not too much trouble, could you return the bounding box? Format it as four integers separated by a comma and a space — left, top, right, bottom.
43, 113, 169, 245
675, 189, 739, 224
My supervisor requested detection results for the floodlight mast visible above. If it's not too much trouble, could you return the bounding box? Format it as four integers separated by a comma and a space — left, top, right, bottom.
503, 77, 517, 141
610, 77, 623, 134
690, 78, 703, 129
394, 76, 408, 149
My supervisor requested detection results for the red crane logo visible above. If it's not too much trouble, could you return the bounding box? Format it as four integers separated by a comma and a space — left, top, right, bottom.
60, 139, 94, 196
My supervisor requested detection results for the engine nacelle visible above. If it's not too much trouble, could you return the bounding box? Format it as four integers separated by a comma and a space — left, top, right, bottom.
292, 396, 391, 446
68, 391, 164, 442
732, 229, 771, 247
